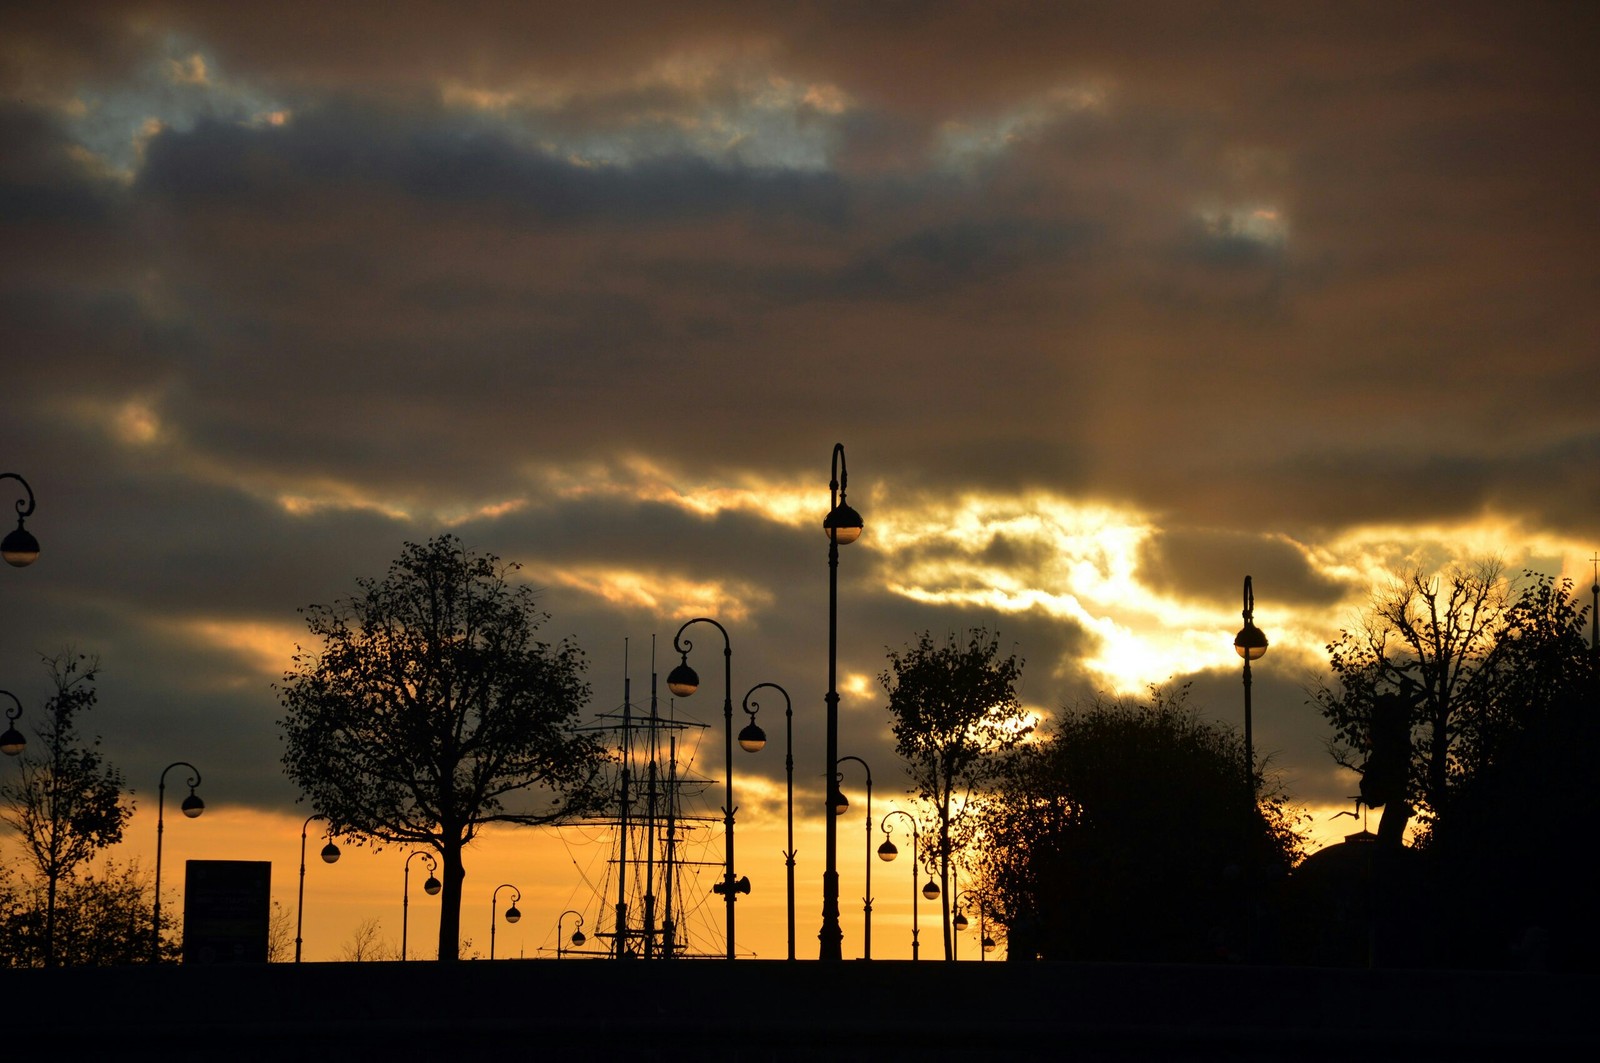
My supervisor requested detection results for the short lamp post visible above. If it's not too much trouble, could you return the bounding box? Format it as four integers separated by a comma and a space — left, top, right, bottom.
294, 813, 341, 963
670, 617, 760, 961
490, 883, 521, 960
558, 909, 586, 958
742, 682, 794, 960
878, 809, 924, 960
1, 473, 39, 567
1233, 575, 1268, 794
402, 850, 441, 961
152, 761, 203, 963
820, 442, 863, 961
834, 755, 873, 960
0, 691, 26, 756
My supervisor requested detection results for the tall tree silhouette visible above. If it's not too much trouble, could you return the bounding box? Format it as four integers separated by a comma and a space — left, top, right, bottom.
0, 652, 131, 967
1313, 560, 1508, 839
279, 536, 606, 961
1423, 573, 1598, 969
881, 628, 1027, 960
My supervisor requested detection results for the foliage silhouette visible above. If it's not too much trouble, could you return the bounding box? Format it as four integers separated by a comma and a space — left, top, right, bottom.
976, 684, 1303, 962
1312, 560, 1508, 841
0, 652, 131, 967
0, 858, 176, 967
1461, 572, 1597, 774
1308, 568, 1600, 967
278, 535, 607, 962
881, 628, 1028, 960
1420, 573, 1598, 970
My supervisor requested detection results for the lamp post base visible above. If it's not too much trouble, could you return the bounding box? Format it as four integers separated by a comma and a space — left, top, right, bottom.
819, 871, 843, 961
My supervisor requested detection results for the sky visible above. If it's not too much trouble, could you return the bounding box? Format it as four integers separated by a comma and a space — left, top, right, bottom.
2, 1, 1598, 961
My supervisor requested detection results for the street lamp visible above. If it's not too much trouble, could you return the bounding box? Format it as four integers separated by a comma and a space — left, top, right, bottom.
836, 755, 873, 960
670, 617, 757, 960
1233, 575, 1268, 793
954, 888, 992, 962
742, 682, 795, 960
738, 698, 767, 753
294, 813, 341, 963
1, 473, 39, 567
490, 883, 521, 959
820, 442, 862, 962
403, 850, 440, 961
0, 691, 26, 756
152, 761, 203, 962
878, 809, 924, 960
558, 909, 586, 958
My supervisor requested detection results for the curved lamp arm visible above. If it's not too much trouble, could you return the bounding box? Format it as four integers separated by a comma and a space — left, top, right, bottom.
1, 473, 38, 567
667, 617, 731, 697
878, 809, 918, 857
0, 690, 25, 756
558, 909, 587, 955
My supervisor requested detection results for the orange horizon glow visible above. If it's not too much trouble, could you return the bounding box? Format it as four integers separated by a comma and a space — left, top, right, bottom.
1, 787, 1379, 963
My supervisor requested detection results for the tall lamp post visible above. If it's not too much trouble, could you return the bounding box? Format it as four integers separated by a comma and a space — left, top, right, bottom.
490, 883, 521, 960
1233, 575, 1268, 793
0, 691, 26, 756
878, 809, 923, 960
152, 761, 203, 962
402, 850, 441, 961
294, 813, 341, 962
834, 755, 873, 959
742, 682, 795, 960
669, 617, 761, 960
557, 909, 586, 958
1, 473, 39, 567
820, 442, 863, 961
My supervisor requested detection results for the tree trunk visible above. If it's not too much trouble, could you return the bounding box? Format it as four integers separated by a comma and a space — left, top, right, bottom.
939, 785, 953, 961
1428, 700, 1450, 816
45, 871, 58, 967
437, 836, 466, 961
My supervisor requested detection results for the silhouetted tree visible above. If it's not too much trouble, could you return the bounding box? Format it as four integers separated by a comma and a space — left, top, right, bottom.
1462, 572, 1596, 771
278, 535, 606, 961
1312, 568, 1600, 965
881, 628, 1028, 960
0, 652, 131, 967
266, 900, 294, 962
1422, 574, 1598, 969
1313, 561, 1508, 840
976, 684, 1303, 962
0, 859, 175, 967
339, 917, 391, 961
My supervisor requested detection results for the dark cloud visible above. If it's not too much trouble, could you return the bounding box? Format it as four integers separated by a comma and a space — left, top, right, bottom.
1138, 528, 1350, 610
0, 107, 117, 223
137, 105, 854, 226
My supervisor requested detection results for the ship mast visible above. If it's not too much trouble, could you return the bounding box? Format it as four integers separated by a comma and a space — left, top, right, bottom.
642, 639, 660, 957
577, 640, 715, 959
614, 640, 632, 958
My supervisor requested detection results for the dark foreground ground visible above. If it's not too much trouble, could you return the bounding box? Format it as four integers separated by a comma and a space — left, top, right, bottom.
8, 959, 1596, 1061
